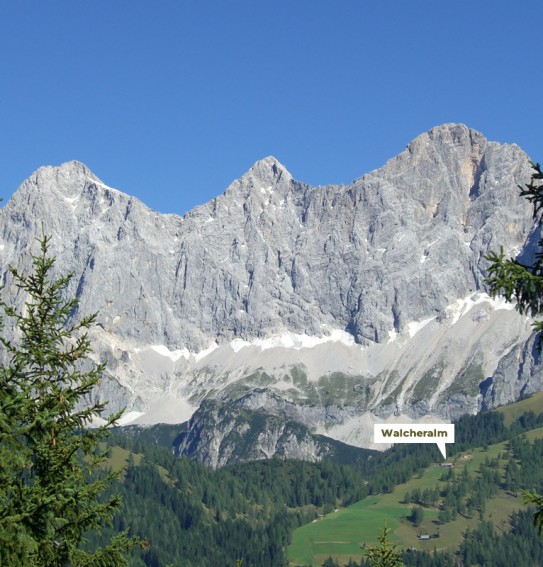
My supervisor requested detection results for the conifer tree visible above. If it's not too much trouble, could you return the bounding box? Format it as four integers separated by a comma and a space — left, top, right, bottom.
0, 235, 137, 566
485, 162, 543, 339
362, 524, 404, 567
485, 161, 543, 534
523, 491, 543, 535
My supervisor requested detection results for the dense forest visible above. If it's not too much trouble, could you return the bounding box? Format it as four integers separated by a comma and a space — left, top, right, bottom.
86, 407, 543, 566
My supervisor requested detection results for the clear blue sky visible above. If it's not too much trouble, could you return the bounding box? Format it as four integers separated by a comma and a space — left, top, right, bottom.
1, 1, 541, 215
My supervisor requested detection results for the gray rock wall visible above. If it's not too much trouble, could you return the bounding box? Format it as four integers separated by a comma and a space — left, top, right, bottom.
0, 123, 541, 457
0, 124, 533, 350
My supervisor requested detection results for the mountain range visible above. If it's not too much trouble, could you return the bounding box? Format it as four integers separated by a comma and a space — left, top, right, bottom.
1, 123, 541, 466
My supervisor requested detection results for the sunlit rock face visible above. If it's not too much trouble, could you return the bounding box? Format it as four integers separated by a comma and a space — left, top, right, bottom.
1, 123, 541, 462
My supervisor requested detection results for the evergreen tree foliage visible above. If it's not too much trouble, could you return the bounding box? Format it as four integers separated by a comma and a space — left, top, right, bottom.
362, 524, 404, 567
523, 490, 543, 535
409, 507, 423, 527
485, 161, 543, 339
485, 161, 543, 534
0, 235, 137, 566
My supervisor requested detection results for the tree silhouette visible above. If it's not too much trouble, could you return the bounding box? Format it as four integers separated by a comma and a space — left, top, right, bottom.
0, 235, 138, 565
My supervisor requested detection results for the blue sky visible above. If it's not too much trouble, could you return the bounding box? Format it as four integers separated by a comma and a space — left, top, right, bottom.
1, 1, 541, 215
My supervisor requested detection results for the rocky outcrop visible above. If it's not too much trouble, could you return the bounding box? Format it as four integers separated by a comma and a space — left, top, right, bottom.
173, 399, 371, 468
481, 332, 543, 409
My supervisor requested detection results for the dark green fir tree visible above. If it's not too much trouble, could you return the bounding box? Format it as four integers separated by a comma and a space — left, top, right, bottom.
0, 235, 138, 566
485, 161, 543, 534
485, 162, 543, 339
362, 524, 404, 567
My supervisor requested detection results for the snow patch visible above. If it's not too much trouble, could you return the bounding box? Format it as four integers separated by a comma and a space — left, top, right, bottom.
388, 292, 515, 343
88, 179, 117, 192
116, 411, 146, 426
445, 293, 505, 325
445, 292, 515, 325
407, 316, 435, 338
150, 344, 189, 362
145, 343, 219, 363
387, 329, 398, 343
229, 329, 356, 353
231, 338, 251, 353
491, 295, 517, 311
194, 342, 219, 362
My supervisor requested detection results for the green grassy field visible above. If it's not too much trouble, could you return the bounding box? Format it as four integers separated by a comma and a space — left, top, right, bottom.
522, 425, 543, 442
288, 498, 409, 566
496, 390, 543, 426
287, 441, 526, 566
289, 393, 543, 566
103, 445, 143, 469
100, 444, 173, 483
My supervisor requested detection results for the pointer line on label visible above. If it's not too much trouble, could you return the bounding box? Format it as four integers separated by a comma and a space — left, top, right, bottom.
373, 423, 455, 459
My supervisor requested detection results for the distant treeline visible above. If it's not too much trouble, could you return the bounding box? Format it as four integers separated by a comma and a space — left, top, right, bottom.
86, 406, 543, 566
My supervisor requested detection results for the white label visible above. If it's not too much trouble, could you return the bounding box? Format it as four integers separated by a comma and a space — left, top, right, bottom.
373, 423, 455, 459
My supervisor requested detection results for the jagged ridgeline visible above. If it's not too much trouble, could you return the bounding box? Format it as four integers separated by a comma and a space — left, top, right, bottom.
1, 124, 542, 463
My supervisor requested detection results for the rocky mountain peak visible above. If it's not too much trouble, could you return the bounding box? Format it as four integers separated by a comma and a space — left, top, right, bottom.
407, 123, 488, 155
29, 160, 100, 194
223, 156, 295, 201
0, 125, 541, 460
426, 122, 486, 145
246, 155, 292, 182
6, 159, 132, 221
377, 123, 488, 191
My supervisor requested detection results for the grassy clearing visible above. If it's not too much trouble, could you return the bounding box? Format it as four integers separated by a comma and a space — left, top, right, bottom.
496, 390, 543, 426
287, 440, 529, 566
289, 499, 407, 566
100, 444, 171, 482
522, 425, 543, 442
103, 445, 143, 470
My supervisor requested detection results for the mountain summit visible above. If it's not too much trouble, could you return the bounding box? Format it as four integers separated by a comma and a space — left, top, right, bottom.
1, 124, 541, 462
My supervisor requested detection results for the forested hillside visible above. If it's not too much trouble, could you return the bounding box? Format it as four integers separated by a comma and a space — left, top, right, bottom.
89, 404, 543, 566
93, 438, 369, 567
296, 431, 543, 566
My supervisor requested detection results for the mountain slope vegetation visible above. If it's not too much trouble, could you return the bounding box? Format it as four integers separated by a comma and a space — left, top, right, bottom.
88, 396, 543, 566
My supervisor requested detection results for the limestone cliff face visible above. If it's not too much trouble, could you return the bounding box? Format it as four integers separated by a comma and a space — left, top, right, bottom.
0, 124, 540, 459
173, 399, 370, 468
0, 125, 532, 348
481, 333, 543, 410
